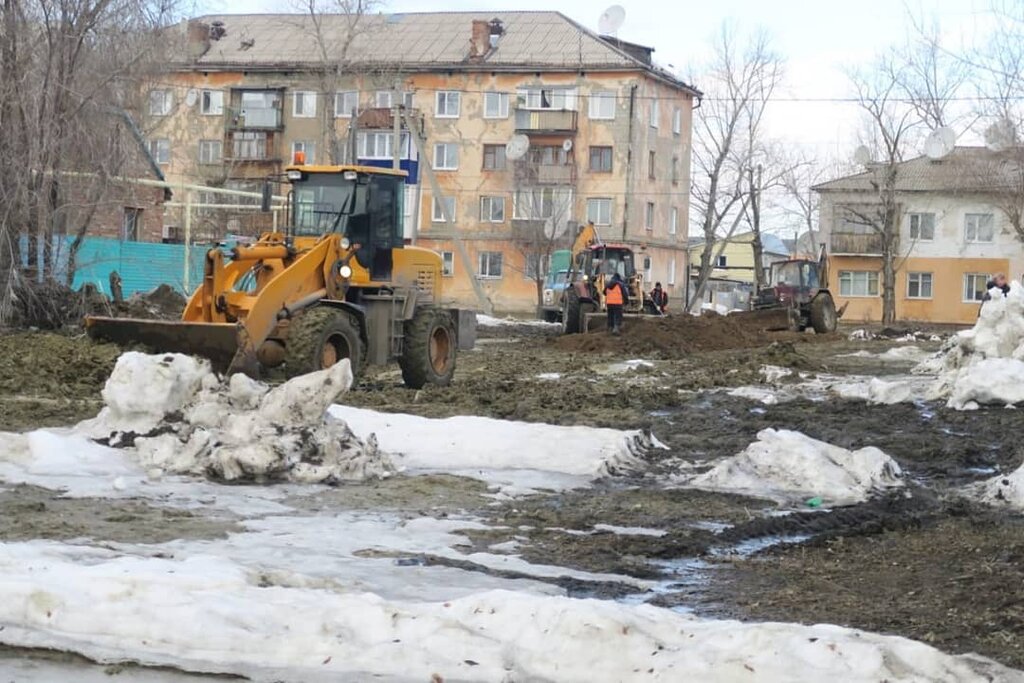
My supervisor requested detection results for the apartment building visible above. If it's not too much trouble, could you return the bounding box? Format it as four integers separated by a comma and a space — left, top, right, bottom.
815, 147, 1024, 324
147, 11, 699, 311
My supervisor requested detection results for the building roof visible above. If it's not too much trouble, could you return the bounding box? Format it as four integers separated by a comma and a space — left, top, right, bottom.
760, 233, 789, 257
813, 146, 1018, 194
180, 12, 700, 95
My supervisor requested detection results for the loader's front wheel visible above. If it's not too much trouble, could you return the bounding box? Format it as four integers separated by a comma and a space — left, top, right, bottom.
399, 307, 457, 389
562, 290, 582, 334
285, 306, 365, 381
810, 293, 838, 334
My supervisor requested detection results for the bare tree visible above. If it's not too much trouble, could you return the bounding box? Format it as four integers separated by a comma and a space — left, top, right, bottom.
510, 185, 574, 312
688, 24, 783, 310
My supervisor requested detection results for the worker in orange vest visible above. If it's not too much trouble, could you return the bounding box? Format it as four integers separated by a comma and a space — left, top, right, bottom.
604, 273, 628, 335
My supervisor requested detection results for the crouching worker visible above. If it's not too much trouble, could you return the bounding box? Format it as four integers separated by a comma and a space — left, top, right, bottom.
605, 273, 628, 335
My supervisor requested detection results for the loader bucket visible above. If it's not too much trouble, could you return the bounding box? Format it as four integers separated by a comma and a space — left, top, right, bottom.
730, 308, 797, 332
84, 316, 247, 373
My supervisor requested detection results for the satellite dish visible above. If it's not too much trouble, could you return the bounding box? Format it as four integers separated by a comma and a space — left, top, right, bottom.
853, 145, 872, 166
924, 126, 955, 160
597, 5, 626, 36
505, 134, 530, 161
985, 118, 1016, 153
562, 139, 573, 152
185, 89, 199, 107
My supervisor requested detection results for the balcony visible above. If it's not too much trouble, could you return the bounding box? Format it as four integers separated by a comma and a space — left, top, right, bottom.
830, 232, 891, 256
226, 106, 283, 131
223, 131, 281, 164
355, 107, 420, 130
514, 108, 578, 134
514, 162, 577, 186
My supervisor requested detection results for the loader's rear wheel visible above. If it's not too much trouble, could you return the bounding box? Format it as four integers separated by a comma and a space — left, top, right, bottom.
285, 306, 365, 381
810, 293, 838, 334
399, 307, 457, 389
562, 290, 582, 334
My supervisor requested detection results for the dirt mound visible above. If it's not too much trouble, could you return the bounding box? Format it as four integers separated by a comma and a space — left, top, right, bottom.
549, 312, 832, 359
115, 284, 186, 320
8, 278, 110, 330
0, 332, 120, 400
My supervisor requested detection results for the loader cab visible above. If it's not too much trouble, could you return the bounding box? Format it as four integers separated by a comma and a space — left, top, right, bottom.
286, 164, 407, 281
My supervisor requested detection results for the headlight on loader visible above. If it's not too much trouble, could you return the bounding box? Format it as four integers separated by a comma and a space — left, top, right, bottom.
339, 264, 353, 279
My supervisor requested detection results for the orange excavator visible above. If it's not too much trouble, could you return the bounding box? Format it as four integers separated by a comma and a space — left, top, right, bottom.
86, 162, 474, 388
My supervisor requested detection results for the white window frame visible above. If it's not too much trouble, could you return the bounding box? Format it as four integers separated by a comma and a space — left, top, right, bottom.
291, 140, 315, 165
483, 92, 509, 119
645, 201, 655, 230
669, 207, 678, 235
401, 91, 415, 109
375, 90, 392, 108
672, 107, 681, 135
292, 90, 317, 118
906, 271, 933, 299
716, 255, 728, 268
441, 251, 454, 277
477, 251, 503, 279
963, 273, 990, 302
516, 87, 578, 111
482, 144, 507, 171
122, 207, 142, 241
198, 139, 222, 165
643, 256, 653, 282
335, 91, 359, 118
479, 196, 505, 223
839, 270, 880, 297
668, 258, 676, 285
149, 138, 170, 164
586, 197, 612, 226
589, 91, 616, 120
432, 196, 455, 222
435, 91, 461, 118
649, 98, 659, 128
433, 142, 459, 170
908, 212, 935, 241
148, 89, 172, 116
589, 146, 613, 172
964, 213, 995, 243
200, 89, 223, 116
513, 188, 560, 220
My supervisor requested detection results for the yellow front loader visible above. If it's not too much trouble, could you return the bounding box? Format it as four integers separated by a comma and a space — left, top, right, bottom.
86, 164, 474, 388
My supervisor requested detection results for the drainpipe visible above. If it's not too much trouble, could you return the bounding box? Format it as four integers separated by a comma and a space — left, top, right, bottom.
622, 83, 637, 242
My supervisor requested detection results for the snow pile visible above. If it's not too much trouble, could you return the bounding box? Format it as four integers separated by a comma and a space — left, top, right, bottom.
477, 314, 559, 328
686, 429, 903, 506
80, 352, 392, 484
0, 543, 1013, 683
978, 463, 1024, 510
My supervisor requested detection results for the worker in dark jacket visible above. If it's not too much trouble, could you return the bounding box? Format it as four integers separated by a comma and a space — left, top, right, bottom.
650, 282, 668, 314
605, 274, 628, 335
982, 272, 1010, 301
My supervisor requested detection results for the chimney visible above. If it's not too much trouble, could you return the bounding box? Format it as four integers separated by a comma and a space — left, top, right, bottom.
186, 20, 211, 61
469, 20, 490, 60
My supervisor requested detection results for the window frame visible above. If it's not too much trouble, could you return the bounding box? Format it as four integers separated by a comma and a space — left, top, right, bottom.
672, 107, 681, 135
963, 273, 990, 302
668, 258, 676, 285
648, 150, 656, 179
586, 197, 612, 226
477, 250, 503, 279
839, 270, 880, 297
435, 91, 461, 118
149, 138, 170, 164
645, 201, 655, 230
441, 251, 455, 277
432, 196, 455, 223
908, 212, 935, 241
649, 98, 659, 128
375, 90, 392, 108
433, 142, 459, 170
669, 207, 678, 235
483, 92, 509, 119
122, 207, 142, 241
148, 89, 172, 116
198, 139, 222, 165
200, 89, 223, 116
588, 91, 616, 120
906, 271, 933, 299
482, 144, 507, 171
292, 90, 317, 118
479, 195, 506, 223
964, 213, 995, 243
291, 140, 316, 165
335, 90, 359, 118
589, 146, 613, 173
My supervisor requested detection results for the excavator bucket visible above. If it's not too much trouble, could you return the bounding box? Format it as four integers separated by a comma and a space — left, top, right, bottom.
729, 307, 798, 332
84, 316, 248, 373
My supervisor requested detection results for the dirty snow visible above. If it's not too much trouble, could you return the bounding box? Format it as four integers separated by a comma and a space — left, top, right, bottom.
477, 314, 560, 328
685, 429, 904, 506
0, 542, 1014, 683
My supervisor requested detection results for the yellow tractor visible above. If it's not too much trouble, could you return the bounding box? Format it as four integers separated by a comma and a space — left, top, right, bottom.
86, 163, 474, 388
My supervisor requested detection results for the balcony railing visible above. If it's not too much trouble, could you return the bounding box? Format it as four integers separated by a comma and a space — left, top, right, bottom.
513, 162, 577, 185
223, 131, 280, 163
514, 108, 578, 133
830, 232, 890, 255
226, 106, 283, 130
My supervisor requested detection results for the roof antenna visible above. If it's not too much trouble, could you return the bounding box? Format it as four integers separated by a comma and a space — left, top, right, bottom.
597, 5, 626, 37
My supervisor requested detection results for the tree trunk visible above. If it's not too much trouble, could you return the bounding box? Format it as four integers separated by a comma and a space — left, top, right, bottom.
749, 166, 765, 290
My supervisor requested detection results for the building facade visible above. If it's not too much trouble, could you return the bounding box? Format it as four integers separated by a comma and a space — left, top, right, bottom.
146, 11, 699, 311
815, 148, 1024, 325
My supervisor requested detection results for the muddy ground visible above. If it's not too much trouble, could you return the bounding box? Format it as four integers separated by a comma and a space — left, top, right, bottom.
2, 314, 1024, 670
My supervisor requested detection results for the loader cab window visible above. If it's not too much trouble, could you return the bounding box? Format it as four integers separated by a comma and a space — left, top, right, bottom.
595, 249, 635, 278
292, 176, 365, 236
772, 261, 802, 287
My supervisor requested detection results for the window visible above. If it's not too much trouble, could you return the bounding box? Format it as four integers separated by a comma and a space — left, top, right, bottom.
148, 89, 172, 116
291, 140, 315, 165
401, 91, 415, 109
480, 196, 505, 222
907, 272, 933, 299
908, 213, 935, 241
375, 90, 392, 108
649, 98, 658, 127
964, 273, 990, 302
839, 270, 880, 297
478, 251, 503, 278
964, 213, 995, 243
668, 258, 676, 285
524, 253, 548, 280
292, 91, 316, 118
201, 90, 223, 115
484, 92, 509, 118
198, 139, 222, 165
516, 88, 577, 110
232, 131, 267, 160
335, 90, 358, 118
589, 91, 615, 119
528, 145, 568, 166
483, 144, 507, 171
586, 198, 612, 226
669, 207, 678, 235
716, 255, 728, 268
643, 256, 653, 281
433, 142, 459, 170
441, 251, 454, 276
589, 146, 613, 172
648, 151, 656, 179
122, 208, 141, 241
671, 156, 679, 184
436, 91, 460, 118
645, 202, 655, 230
148, 138, 170, 164
432, 196, 455, 222
356, 131, 410, 160
513, 188, 558, 220
672, 107, 681, 134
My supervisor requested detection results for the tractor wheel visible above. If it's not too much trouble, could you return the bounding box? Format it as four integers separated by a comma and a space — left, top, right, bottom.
562, 290, 582, 334
285, 306, 365, 381
810, 293, 838, 334
399, 307, 457, 389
